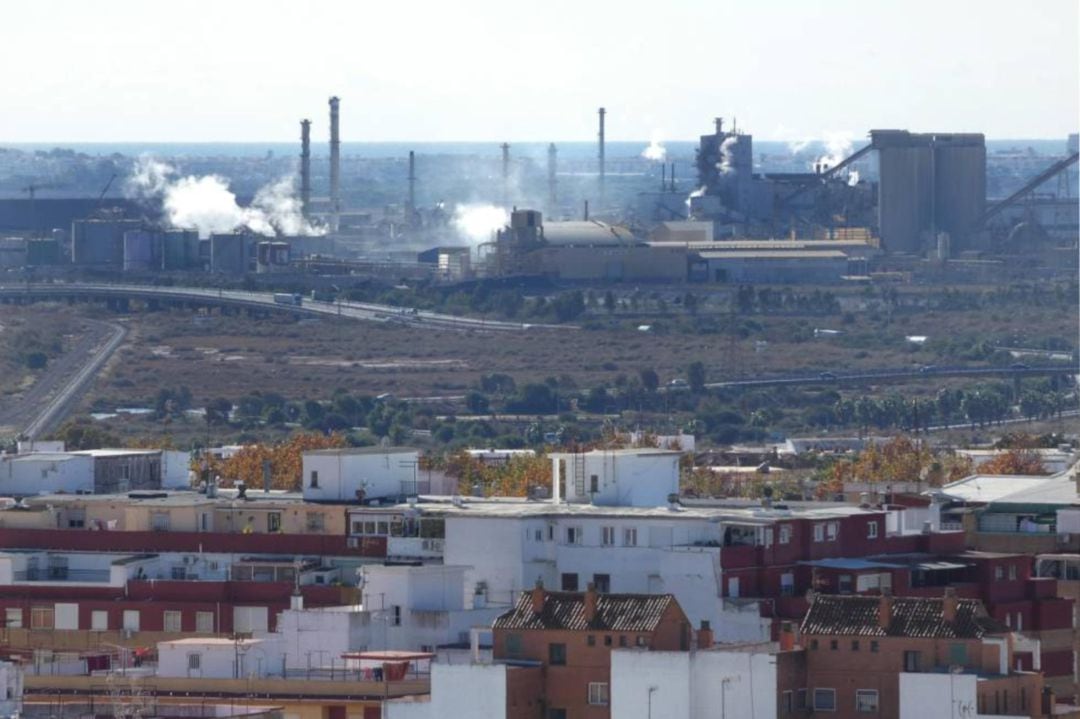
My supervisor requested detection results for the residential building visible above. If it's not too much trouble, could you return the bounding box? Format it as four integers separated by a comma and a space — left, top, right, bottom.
799, 591, 1044, 718
490, 584, 692, 718
302, 448, 421, 501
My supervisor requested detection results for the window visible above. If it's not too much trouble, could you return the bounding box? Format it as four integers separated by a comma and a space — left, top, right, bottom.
163, 610, 182, 633
533, 528, 543, 542
838, 575, 853, 593
505, 633, 522, 657
392, 605, 401, 626
855, 690, 879, 713
187, 653, 201, 671
796, 689, 807, 710
619, 635, 627, 647
309, 471, 319, 488
601, 527, 615, 546
196, 611, 214, 633
91, 610, 108, 631
171, 566, 187, 580
830, 639, 838, 650
587, 682, 609, 706
589, 475, 599, 494
623, 528, 638, 547
870, 640, 879, 653
123, 610, 141, 632
561, 573, 579, 591
604, 635, 612, 646
782, 691, 793, 713
1008, 564, 1017, 580
587, 635, 596, 646
30, 606, 53, 630
150, 512, 170, 531
548, 710, 567, 719
306, 512, 325, 532
826, 522, 838, 541
199, 513, 210, 532
267, 513, 282, 533
635, 635, 648, 647
780, 573, 795, 596
4, 609, 21, 629
593, 574, 610, 593
903, 650, 921, 672
867, 521, 878, 539
813, 688, 836, 712
949, 643, 968, 665
549, 643, 567, 666
851, 640, 860, 651
779, 525, 792, 544
813, 524, 825, 542
565, 527, 582, 545
810, 639, 819, 650
994, 566, 1004, 580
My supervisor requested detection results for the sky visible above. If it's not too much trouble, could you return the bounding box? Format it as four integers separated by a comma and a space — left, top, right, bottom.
0, 0, 1076, 143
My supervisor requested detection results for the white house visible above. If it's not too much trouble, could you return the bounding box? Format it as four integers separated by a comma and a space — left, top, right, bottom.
157, 637, 285, 679
549, 448, 680, 507
0, 452, 95, 495
302, 447, 420, 502
384, 661, 513, 719
610, 646, 779, 719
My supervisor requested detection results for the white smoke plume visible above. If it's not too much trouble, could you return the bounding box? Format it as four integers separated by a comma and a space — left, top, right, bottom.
125, 157, 323, 239
814, 131, 854, 173
787, 138, 813, 155
716, 136, 738, 174
452, 204, 509, 246
847, 170, 860, 187
641, 131, 667, 162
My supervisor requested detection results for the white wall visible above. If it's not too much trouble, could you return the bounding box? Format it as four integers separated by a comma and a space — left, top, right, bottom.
0, 454, 94, 495
384, 662, 508, 719
611, 648, 777, 719
555, 451, 680, 507
302, 450, 419, 501
161, 451, 192, 489
898, 672, 1016, 719
276, 607, 368, 668
158, 639, 284, 679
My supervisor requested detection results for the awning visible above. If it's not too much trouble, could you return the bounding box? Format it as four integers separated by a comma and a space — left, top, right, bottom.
914, 561, 969, 571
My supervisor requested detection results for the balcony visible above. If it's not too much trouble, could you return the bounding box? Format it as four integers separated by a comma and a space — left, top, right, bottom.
386, 537, 444, 559
13, 568, 111, 583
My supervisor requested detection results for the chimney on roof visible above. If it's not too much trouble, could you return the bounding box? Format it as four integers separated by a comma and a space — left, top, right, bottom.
584, 583, 598, 623
779, 621, 796, 651
942, 586, 958, 623
878, 591, 893, 631
531, 580, 546, 614
697, 620, 714, 649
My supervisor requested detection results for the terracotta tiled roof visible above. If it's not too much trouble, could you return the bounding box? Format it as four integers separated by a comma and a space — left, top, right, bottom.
800, 595, 1009, 639
493, 591, 676, 632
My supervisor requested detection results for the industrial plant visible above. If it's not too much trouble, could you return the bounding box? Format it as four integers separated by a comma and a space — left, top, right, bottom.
0, 99, 1075, 290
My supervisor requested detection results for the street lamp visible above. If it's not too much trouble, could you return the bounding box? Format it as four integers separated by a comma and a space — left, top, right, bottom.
647, 685, 658, 719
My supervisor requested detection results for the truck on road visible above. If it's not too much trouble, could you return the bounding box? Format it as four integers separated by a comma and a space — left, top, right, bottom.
273, 293, 303, 306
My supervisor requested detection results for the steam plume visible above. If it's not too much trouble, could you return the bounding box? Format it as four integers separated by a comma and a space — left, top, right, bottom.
641, 131, 667, 162
125, 157, 324, 239
716, 136, 738, 174
452, 204, 509, 246
815, 131, 854, 173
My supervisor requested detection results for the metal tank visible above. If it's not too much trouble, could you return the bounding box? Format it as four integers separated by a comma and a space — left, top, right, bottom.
123, 230, 157, 271
932, 134, 986, 253
871, 130, 933, 254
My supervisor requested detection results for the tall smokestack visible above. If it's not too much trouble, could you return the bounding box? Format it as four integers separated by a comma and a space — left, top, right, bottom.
597, 107, 606, 205
500, 142, 510, 208
715, 117, 724, 136
407, 150, 416, 226
300, 119, 311, 219
329, 96, 341, 229
547, 143, 557, 216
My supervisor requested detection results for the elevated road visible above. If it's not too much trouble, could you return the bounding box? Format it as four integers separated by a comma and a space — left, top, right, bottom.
705, 363, 1078, 390
0, 283, 574, 332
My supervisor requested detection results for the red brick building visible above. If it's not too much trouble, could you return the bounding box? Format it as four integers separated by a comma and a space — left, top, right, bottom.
492, 583, 694, 719
798, 591, 1044, 718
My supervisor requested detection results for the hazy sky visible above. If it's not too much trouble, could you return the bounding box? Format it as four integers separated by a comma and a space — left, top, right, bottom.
1, 0, 1076, 143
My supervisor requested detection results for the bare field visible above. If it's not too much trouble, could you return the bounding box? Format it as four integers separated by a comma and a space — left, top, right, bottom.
48, 294, 1074, 408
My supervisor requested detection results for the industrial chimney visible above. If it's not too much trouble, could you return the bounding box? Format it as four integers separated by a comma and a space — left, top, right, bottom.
329, 96, 341, 230
299, 119, 311, 219
597, 107, 606, 203
547, 143, 557, 216
500, 142, 511, 208
407, 150, 416, 226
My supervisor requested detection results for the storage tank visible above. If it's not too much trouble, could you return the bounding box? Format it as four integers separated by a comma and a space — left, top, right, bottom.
26, 239, 60, 265
123, 230, 158, 271
932, 134, 986, 253
71, 218, 142, 267
162, 229, 199, 270
872, 130, 933, 254
209, 232, 251, 274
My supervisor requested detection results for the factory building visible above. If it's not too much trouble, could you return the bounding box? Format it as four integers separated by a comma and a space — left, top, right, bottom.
871, 130, 986, 255
693, 249, 850, 284
71, 217, 144, 267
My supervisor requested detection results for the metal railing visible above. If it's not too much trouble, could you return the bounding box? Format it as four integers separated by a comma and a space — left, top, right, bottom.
14, 568, 111, 583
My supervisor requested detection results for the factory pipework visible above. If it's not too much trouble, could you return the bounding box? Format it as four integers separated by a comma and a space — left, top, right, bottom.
329, 96, 341, 229
300, 119, 311, 219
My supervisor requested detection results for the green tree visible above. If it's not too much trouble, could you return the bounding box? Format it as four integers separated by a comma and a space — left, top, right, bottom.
687, 361, 707, 394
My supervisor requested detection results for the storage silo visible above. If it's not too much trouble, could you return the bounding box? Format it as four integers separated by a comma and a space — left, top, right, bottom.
72, 218, 142, 267
871, 130, 933, 254
932, 133, 986, 253
209, 232, 251, 274
123, 230, 159, 271
161, 229, 199, 270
